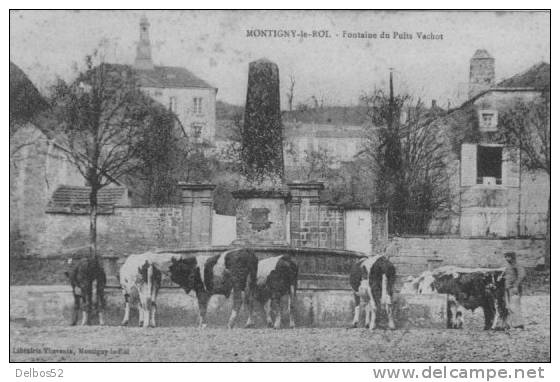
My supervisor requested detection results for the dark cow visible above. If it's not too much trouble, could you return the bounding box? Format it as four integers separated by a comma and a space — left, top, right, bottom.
349, 255, 396, 330
401, 266, 507, 330
119, 252, 168, 328
65, 256, 106, 326
169, 248, 258, 329
254, 255, 298, 329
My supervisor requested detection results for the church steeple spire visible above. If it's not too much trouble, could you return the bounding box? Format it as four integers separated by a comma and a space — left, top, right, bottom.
135, 15, 154, 70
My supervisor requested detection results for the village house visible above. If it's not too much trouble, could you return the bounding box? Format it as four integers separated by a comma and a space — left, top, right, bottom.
133, 16, 218, 143
447, 51, 550, 238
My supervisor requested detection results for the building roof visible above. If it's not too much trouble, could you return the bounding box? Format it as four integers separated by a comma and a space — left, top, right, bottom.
284, 123, 366, 139
46, 186, 128, 214
472, 49, 493, 59
497, 62, 550, 90
454, 61, 551, 109
283, 106, 369, 125
136, 65, 216, 90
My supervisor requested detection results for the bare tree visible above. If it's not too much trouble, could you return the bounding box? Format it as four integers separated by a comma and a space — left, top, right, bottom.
498, 93, 551, 267
360, 88, 451, 234
49, 54, 157, 256
302, 147, 336, 181
286, 74, 296, 112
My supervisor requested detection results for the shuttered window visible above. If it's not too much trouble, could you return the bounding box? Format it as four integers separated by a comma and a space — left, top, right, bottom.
477, 145, 502, 185
461, 143, 477, 186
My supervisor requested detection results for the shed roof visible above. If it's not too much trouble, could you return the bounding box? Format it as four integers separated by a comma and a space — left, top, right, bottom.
47, 186, 128, 214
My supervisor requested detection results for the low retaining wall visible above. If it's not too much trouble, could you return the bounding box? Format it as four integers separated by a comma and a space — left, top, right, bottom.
10, 285, 447, 329
390, 237, 545, 278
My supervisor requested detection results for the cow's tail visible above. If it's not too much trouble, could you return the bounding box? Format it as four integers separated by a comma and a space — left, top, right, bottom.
146, 263, 154, 306
381, 274, 389, 305
381, 263, 396, 305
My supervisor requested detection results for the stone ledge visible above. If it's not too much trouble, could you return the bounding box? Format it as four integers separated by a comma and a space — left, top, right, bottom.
9, 285, 448, 329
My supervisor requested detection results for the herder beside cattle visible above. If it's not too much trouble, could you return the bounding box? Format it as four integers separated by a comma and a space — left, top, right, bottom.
65, 256, 106, 326
402, 266, 507, 330
349, 255, 396, 330
168, 248, 258, 329
254, 255, 298, 329
503, 252, 526, 330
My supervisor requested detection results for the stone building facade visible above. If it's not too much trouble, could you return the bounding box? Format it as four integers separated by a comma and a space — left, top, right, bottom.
133, 16, 217, 143
448, 57, 550, 238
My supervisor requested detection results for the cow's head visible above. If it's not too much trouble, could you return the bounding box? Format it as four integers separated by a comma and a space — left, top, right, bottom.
483, 270, 506, 296
169, 257, 197, 293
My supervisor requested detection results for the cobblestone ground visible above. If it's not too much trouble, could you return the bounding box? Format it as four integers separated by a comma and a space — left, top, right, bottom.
10, 296, 549, 362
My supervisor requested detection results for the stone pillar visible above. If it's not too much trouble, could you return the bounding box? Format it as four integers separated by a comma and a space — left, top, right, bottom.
178, 183, 216, 247
232, 189, 291, 246
287, 182, 324, 247
241, 58, 284, 181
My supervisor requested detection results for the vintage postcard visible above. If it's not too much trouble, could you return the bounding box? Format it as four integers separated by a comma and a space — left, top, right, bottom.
9, 9, 550, 364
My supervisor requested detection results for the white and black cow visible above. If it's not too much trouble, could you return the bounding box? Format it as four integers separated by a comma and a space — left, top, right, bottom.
254, 255, 298, 329
119, 252, 168, 328
65, 256, 106, 326
401, 266, 507, 330
168, 248, 258, 329
349, 255, 396, 330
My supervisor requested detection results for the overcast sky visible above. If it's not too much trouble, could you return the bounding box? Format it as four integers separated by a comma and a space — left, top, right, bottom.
10, 10, 550, 108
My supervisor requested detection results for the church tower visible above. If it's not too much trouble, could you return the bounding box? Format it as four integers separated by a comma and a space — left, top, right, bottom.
134, 16, 154, 70
468, 49, 495, 99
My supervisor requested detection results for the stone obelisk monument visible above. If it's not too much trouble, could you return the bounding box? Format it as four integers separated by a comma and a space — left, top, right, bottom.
241, 58, 284, 183
234, 58, 289, 245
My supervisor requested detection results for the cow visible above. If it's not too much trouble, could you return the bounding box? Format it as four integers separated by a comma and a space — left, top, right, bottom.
65, 256, 106, 326
254, 255, 298, 329
119, 252, 172, 328
401, 266, 507, 330
168, 247, 258, 329
349, 255, 396, 330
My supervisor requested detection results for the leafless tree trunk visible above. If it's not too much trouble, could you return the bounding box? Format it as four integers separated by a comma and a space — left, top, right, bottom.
286, 75, 296, 112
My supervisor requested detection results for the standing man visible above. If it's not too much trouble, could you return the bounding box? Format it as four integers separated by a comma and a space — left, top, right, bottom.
503, 252, 526, 329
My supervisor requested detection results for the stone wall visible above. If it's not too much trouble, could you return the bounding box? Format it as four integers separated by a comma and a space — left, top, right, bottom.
10, 124, 85, 255
39, 206, 187, 256
10, 285, 448, 329
289, 183, 344, 249
28, 184, 215, 257
290, 201, 345, 249
389, 236, 545, 279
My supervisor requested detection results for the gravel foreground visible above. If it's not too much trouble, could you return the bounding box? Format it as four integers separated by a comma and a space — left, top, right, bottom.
10, 296, 549, 362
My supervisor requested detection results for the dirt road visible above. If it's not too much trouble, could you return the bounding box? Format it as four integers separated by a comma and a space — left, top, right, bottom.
10, 296, 550, 362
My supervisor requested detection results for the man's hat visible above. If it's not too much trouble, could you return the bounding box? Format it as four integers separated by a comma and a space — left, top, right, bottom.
504, 251, 516, 258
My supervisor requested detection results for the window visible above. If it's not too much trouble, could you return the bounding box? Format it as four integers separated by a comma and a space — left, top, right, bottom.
476, 145, 502, 185
193, 97, 203, 114
168, 96, 177, 112
478, 109, 498, 132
